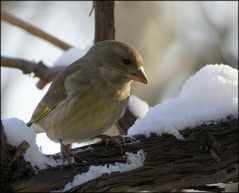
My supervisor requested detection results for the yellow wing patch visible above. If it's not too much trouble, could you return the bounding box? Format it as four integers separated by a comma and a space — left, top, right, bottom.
27, 63, 82, 126
30, 106, 53, 123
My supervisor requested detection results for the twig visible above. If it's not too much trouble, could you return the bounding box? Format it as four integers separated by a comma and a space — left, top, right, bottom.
89, 1, 95, 17
1, 56, 65, 89
1, 11, 73, 50
11, 140, 30, 164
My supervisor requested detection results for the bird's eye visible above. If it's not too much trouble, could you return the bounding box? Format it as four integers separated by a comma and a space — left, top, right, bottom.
123, 58, 132, 65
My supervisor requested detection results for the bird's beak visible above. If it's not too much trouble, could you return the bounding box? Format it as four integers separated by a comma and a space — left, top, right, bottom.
130, 67, 148, 84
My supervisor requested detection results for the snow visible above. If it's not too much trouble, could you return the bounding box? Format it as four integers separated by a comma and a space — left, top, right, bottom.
128, 95, 150, 119
36, 132, 97, 155
128, 64, 238, 139
53, 43, 93, 67
59, 150, 145, 192
2, 118, 67, 170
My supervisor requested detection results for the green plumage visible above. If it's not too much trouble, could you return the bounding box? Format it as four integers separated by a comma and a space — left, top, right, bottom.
28, 40, 148, 144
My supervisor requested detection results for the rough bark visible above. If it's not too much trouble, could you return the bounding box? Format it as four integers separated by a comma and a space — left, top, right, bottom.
1, 117, 237, 192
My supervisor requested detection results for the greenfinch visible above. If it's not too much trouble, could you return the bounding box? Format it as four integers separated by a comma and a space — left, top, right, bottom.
27, 40, 148, 157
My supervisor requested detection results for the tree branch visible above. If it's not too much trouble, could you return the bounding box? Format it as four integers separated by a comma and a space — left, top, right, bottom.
116, 107, 137, 135
94, 1, 115, 43
1, 11, 73, 50
2, 117, 237, 192
1, 56, 65, 89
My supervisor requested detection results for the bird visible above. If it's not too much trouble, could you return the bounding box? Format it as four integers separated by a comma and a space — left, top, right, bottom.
27, 40, 148, 159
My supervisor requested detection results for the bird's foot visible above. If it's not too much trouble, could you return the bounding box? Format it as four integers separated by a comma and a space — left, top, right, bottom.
60, 141, 75, 167
95, 134, 123, 153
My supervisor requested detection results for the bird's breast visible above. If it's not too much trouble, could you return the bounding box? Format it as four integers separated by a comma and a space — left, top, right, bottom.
44, 82, 130, 144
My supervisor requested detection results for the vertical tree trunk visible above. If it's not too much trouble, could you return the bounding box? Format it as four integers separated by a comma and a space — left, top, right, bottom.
94, 1, 115, 43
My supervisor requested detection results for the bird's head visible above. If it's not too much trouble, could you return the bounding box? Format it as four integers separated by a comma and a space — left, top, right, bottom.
86, 40, 148, 85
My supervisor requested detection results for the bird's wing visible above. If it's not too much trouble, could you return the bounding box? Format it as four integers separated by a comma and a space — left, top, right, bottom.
27, 64, 81, 126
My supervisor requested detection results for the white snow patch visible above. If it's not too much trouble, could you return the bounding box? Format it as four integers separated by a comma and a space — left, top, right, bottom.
128, 95, 150, 119
59, 150, 145, 192
36, 133, 97, 155
128, 64, 238, 139
53, 43, 93, 67
2, 118, 67, 169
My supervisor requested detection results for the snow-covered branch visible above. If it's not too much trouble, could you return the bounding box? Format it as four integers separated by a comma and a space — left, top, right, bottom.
1, 63, 238, 192
1, 117, 238, 192
1, 1, 238, 192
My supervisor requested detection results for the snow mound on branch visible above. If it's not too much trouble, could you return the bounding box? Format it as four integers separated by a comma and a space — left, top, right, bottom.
2, 118, 66, 170
53, 43, 93, 67
128, 64, 238, 139
128, 95, 149, 119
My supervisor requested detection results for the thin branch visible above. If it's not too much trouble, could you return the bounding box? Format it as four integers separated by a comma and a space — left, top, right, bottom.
116, 107, 137, 135
11, 140, 30, 164
1, 11, 73, 50
89, 1, 95, 17
1, 56, 65, 89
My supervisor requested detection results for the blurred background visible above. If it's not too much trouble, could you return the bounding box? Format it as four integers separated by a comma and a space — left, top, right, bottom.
1, 1, 238, 191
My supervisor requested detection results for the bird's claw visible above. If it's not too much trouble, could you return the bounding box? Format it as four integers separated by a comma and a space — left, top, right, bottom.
95, 134, 124, 153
